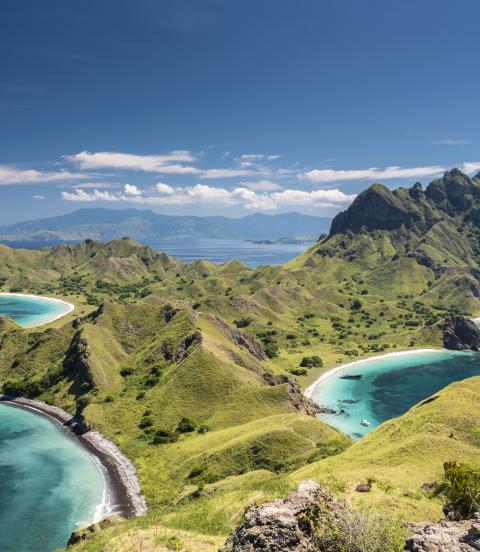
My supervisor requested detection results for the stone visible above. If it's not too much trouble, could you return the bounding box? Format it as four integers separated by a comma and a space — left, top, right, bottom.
220, 481, 345, 552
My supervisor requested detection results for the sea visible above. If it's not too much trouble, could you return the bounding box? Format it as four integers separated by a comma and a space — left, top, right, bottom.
0, 238, 315, 268
0, 403, 105, 552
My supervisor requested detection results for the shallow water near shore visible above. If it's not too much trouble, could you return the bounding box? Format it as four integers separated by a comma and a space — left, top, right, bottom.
0, 294, 72, 327
311, 350, 480, 439
0, 403, 105, 552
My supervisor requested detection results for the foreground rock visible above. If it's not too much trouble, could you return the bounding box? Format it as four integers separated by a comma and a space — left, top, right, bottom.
406, 514, 480, 551
220, 480, 344, 552
441, 316, 480, 351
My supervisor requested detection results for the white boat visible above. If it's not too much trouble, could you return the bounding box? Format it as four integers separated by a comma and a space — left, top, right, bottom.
360, 419, 370, 427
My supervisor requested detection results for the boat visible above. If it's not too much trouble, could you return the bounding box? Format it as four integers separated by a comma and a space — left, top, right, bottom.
339, 373, 363, 380
360, 419, 370, 427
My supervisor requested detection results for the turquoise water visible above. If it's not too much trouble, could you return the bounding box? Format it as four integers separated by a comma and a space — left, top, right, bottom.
0, 403, 106, 552
0, 294, 72, 328
311, 350, 480, 440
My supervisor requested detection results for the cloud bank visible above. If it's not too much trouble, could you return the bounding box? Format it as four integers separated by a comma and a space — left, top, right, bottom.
62, 183, 356, 211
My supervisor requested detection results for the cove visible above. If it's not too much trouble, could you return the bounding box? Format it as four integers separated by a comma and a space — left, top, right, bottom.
0, 403, 107, 552
308, 349, 480, 440
0, 293, 73, 328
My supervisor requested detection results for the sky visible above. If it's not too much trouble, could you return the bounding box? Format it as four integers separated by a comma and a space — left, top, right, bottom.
1, 0, 480, 224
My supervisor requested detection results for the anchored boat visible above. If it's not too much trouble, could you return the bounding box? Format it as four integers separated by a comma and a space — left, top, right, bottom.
339, 372, 363, 380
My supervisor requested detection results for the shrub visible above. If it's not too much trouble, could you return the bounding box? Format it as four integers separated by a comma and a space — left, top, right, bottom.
314, 507, 407, 551
138, 417, 154, 429
300, 356, 323, 368
351, 299, 362, 310
176, 417, 196, 433
263, 342, 279, 359
234, 317, 252, 328
289, 367, 307, 376
76, 395, 91, 410
151, 429, 178, 445
442, 461, 480, 519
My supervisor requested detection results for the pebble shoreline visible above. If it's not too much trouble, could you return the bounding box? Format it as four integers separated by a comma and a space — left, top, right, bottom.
0, 395, 147, 519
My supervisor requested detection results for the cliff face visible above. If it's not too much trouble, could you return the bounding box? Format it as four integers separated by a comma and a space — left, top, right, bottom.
441, 316, 480, 351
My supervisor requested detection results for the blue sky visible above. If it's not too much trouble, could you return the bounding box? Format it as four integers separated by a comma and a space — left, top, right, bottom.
1, 0, 479, 224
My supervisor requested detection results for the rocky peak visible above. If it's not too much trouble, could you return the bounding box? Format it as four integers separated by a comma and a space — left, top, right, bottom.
426, 169, 480, 214
329, 182, 434, 235
328, 169, 480, 238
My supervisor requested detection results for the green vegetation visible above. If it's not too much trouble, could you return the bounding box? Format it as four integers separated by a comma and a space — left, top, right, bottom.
442, 461, 480, 520
314, 508, 407, 552
1, 170, 480, 550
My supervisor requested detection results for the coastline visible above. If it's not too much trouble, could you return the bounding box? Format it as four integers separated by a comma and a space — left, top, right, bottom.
0, 395, 147, 521
304, 348, 446, 399
0, 292, 75, 326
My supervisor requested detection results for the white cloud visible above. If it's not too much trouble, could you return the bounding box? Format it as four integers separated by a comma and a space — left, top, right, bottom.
61, 182, 356, 211
32, 194, 45, 200
241, 179, 282, 191
71, 182, 122, 189
430, 139, 469, 145
124, 183, 142, 196
66, 150, 198, 174
271, 188, 355, 205
303, 165, 447, 183
462, 162, 480, 174
0, 165, 86, 185
240, 154, 280, 160
199, 168, 258, 179
61, 189, 120, 202
236, 154, 281, 167
155, 182, 175, 194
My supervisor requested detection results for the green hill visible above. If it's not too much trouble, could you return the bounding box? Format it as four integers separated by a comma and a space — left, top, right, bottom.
1, 169, 480, 550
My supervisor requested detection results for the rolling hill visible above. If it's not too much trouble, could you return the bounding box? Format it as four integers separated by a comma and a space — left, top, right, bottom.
1, 169, 480, 550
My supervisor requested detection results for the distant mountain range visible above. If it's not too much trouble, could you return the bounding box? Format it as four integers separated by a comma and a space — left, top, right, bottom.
0, 208, 331, 242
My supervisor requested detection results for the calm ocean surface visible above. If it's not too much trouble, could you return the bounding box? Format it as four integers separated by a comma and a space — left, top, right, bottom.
0, 238, 314, 267
312, 350, 480, 439
0, 403, 105, 552
0, 294, 72, 327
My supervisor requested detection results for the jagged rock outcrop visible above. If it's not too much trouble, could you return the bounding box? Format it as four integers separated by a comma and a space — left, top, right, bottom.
67, 515, 126, 546
63, 331, 95, 390
406, 514, 480, 551
207, 314, 268, 361
174, 330, 202, 362
441, 316, 480, 351
220, 481, 344, 552
263, 373, 321, 416
72, 303, 104, 329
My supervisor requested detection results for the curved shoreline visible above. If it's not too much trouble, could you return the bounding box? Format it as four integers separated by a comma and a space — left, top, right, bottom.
0, 395, 147, 521
304, 348, 446, 399
0, 292, 75, 327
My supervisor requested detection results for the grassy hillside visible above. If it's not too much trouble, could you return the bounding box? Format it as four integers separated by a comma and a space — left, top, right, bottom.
1, 169, 480, 550
291, 374, 480, 520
